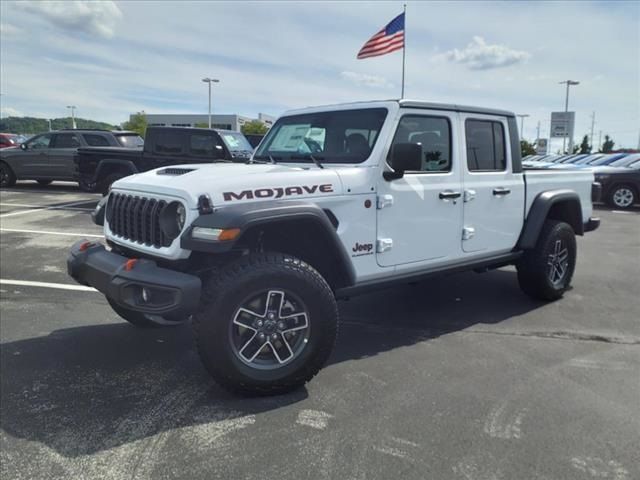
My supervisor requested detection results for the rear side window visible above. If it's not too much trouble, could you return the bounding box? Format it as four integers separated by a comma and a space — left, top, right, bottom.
389, 115, 452, 172
52, 133, 82, 148
153, 132, 184, 154
83, 134, 110, 147
189, 133, 223, 158
115, 134, 144, 148
466, 119, 506, 171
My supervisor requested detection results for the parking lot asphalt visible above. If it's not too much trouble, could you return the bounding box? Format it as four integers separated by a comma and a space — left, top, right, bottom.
1, 182, 639, 480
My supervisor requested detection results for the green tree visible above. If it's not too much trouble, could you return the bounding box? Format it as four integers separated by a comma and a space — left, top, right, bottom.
578, 135, 591, 154
601, 135, 615, 153
241, 120, 268, 135
122, 111, 147, 137
520, 140, 536, 157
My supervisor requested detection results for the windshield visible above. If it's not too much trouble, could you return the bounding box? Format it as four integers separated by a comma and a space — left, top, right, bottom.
116, 134, 144, 148
609, 155, 640, 167
254, 108, 388, 164
220, 131, 253, 152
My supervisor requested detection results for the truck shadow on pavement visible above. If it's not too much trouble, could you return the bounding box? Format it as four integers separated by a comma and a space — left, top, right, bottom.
0, 269, 544, 458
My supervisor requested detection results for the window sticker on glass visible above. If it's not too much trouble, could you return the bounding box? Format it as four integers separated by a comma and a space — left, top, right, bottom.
269, 125, 311, 152
222, 134, 241, 148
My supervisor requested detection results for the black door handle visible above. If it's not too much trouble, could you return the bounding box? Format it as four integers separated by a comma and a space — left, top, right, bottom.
493, 187, 511, 196
439, 191, 462, 200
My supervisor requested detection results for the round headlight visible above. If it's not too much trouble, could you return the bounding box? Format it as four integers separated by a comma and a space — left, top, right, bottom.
176, 203, 186, 231
159, 201, 186, 240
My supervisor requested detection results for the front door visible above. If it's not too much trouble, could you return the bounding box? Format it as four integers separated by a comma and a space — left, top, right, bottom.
460, 115, 525, 253
377, 110, 463, 267
49, 133, 82, 179
14, 134, 52, 177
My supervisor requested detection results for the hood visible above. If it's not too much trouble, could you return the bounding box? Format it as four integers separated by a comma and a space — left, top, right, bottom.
593, 166, 638, 175
111, 162, 344, 208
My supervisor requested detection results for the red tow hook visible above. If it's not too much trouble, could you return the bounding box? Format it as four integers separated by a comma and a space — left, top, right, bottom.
124, 258, 138, 271
79, 241, 94, 252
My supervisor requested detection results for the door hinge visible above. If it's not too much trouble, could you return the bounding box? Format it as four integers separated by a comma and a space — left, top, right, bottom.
462, 227, 475, 240
377, 238, 393, 253
377, 194, 394, 209
464, 189, 476, 202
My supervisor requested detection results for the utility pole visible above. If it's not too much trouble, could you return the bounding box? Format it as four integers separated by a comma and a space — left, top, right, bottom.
66, 105, 77, 129
559, 80, 579, 153
536, 120, 541, 142
589, 111, 596, 152
598, 130, 602, 153
48, 119, 52, 132
516, 114, 530, 141
202, 78, 220, 128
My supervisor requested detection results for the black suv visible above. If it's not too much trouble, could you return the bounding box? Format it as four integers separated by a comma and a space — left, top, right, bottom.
0, 130, 142, 188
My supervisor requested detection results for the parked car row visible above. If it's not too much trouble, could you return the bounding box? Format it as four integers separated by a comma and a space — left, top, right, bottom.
0, 127, 256, 192
523, 152, 640, 209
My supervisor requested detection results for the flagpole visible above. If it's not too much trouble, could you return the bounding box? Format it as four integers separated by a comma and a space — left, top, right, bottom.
401, 3, 406, 98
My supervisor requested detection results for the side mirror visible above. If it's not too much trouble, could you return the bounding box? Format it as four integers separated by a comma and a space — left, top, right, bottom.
20, 143, 27, 150
384, 143, 422, 180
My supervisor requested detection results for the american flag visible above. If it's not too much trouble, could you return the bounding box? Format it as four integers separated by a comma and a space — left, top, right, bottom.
357, 12, 405, 59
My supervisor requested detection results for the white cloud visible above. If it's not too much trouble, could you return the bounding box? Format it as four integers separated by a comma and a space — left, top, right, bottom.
340, 71, 394, 88
439, 36, 530, 70
16, 0, 122, 38
1, 106, 24, 117
0, 23, 22, 36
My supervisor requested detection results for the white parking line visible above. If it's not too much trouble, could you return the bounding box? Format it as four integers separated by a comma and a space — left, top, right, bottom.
0, 200, 96, 218
0, 202, 94, 212
0, 228, 102, 238
0, 279, 98, 292
612, 210, 636, 214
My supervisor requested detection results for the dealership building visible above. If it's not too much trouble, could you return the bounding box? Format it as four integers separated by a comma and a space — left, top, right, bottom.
140, 113, 275, 131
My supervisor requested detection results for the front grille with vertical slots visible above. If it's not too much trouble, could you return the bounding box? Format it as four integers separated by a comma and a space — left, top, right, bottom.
106, 193, 171, 247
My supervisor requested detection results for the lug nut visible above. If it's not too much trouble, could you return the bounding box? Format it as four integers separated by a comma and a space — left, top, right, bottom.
267, 313, 275, 320
256, 319, 264, 328
271, 333, 278, 340
258, 333, 265, 341
277, 321, 285, 330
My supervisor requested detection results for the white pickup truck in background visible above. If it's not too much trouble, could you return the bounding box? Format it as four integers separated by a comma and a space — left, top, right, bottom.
69, 100, 600, 395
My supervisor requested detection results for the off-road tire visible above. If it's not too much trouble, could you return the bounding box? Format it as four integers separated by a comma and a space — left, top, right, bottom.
107, 298, 189, 328
606, 184, 636, 210
517, 220, 576, 301
37, 179, 52, 186
194, 253, 338, 396
0, 162, 16, 188
101, 173, 127, 196
78, 178, 97, 192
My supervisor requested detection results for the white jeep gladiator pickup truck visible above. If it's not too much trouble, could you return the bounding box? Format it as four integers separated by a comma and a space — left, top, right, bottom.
68, 100, 600, 395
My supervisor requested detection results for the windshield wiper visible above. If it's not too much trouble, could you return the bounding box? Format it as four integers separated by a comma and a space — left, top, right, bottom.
290, 154, 325, 169
249, 154, 280, 164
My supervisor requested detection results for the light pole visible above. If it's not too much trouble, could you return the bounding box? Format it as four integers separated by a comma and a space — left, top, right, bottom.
559, 80, 579, 153
516, 114, 530, 141
201, 78, 220, 128
66, 105, 77, 129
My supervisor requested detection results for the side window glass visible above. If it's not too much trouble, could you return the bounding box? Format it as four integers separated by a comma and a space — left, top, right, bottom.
154, 132, 184, 154
466, 120, 506, 171
52, 134, 81, 148
83, 134, 110, 147
189, 133, 223, 158
27, 134, 52, 150
390, 116, 451, 172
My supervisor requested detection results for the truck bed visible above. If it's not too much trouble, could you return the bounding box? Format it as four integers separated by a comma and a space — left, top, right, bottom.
523, 167, 595, 223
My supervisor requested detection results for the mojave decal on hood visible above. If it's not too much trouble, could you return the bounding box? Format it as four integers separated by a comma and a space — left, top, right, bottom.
110, 162, 344, 208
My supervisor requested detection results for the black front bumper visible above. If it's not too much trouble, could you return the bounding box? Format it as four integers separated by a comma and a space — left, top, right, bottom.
67, 241, 201, 318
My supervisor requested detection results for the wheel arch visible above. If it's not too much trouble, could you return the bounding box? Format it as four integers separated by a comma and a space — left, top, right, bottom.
518, 190, 583, 250
181, 201, 355, 290
95, 159, 138, 180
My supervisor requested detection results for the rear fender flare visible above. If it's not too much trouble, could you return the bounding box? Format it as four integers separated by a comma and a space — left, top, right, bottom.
518, 190, 583, 249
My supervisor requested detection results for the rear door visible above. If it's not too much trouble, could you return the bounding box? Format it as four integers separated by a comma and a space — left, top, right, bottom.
49, 133, 83, 179
460, 115, 524, 254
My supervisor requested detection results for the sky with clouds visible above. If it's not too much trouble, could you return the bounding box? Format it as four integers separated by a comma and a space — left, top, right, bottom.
1, 0, 638, 148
